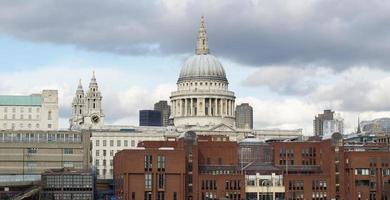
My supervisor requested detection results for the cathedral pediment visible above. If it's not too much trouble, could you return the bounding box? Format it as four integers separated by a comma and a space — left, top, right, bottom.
208, 123, 236, 132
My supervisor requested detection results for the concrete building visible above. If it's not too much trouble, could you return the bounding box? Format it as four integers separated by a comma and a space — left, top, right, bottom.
154, 100, 171, 127
114, 132, 245, 200
69, 72, 105, 130
40, 168, 94, 200
139, 110, 162, 126
313, 110, 334, 137
235, 103, 253, 129
0, 130, 91, 185
0, 90, 58, 131
91, 125, 177, 180
170, 16, 236, 128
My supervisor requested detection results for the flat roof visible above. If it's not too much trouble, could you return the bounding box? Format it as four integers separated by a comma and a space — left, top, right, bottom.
0, 95, 42, 106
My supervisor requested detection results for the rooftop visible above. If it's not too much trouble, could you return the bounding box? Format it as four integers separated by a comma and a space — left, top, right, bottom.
0, 94, 42, 106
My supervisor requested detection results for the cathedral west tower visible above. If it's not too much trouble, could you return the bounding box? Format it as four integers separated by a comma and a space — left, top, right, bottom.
70, 72, 104, 130
170, 16, 236, 127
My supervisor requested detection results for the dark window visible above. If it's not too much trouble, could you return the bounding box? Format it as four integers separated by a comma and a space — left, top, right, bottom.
157, 192, 164, 200
173, 192, 177, 200
158, 156, 166, 171
144, 191, 152, 200
144, 155, 152, 171
158, 174, 165, 189
132, 192, 135, 200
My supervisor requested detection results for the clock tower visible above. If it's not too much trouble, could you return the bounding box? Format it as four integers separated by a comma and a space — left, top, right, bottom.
70, 71, 105, 130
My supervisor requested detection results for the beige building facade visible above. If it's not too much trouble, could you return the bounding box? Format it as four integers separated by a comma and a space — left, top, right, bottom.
0, 130, 91, 184
0, 90, 58, 131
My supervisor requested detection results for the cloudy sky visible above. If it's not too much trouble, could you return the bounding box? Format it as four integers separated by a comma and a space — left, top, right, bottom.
1, 0, 390, 134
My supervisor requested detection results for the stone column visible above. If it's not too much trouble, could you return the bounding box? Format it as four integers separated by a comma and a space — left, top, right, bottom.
219, 98, 223, 117
184, 99, 188, 116
190, 98, 194, 116
209, 98, 212, 116
214, 98, 218, 116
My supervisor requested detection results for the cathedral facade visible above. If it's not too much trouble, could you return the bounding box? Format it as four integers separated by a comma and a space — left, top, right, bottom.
170, 16, 236, 128
69, 72, 105, 130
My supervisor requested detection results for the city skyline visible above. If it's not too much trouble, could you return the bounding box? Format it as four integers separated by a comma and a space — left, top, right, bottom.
2, 1, 390, 134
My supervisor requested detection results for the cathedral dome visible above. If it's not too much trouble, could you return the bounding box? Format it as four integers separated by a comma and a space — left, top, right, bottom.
178, 54, 227, 82
177, 16, 228, 83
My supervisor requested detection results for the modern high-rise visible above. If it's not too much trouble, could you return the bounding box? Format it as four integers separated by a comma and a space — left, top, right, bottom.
313, 110, 334, 137
323, 113, 344, 138
0, 90, 58, 131
154, 100, 171, 127
235, 103, 253, 129
139, 110, 162, 126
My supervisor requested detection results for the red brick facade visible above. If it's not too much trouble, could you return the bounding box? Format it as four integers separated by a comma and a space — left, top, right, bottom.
114, 133, 245, 200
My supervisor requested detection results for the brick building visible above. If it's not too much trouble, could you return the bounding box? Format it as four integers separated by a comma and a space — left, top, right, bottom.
114, 132, 245, 200
273, 133, 390, 200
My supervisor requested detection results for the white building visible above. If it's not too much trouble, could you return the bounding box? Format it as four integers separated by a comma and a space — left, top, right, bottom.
170, 16, 236, 128
91, 125, 178, 179
69, 72, 105, 130
0, 90, 58, 130
323, 114, 344, 138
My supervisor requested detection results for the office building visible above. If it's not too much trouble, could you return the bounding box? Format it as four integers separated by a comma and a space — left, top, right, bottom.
0, 130, 91, 185
313, 110, 334, 137
40, 168, 94, 200
322, 113, 344, 138
0, 90, 58, 131
114, 132, 245, 200
235, 103, 253, 129
139, 110, 162, 126
154, 100, 171, 127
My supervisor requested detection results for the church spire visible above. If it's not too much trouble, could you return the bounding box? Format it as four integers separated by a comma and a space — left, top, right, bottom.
77, 79, 83, 91
195, 16, 210, 55
357, 115, 361, 133
89, 71, 98, 88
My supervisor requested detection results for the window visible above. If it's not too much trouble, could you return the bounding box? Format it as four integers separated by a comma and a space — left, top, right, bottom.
95, 159, 99, 166
20, 114, 23, 119
110, 159, 113, 166
158, 174, 165, 189
28, 108, 32, 113
131, 140, 135, 147
110, 150, 114, 156
3, 114, 6, 119
103, 150, 107, 156
96, 150, 100, 156
144, 191, 152, 200
96, 140, 100, 146
117, 140, 121, 147
110, 140, 114, 146
157, 192, 165, 200
63, 162, 73, 168
48, 111, 52, 120
145, 155, 152, 171
12, 107, 15, 113
103, 159, 107, 166
173, 192, 177, 200
27, 148, 37, 154
124, 140, 128, 147
48, 124, 52, 128
145, 173, 152, 189
132, 192, 135, 200
158, 156, 166, 171
103, 140, 107, 146
64, 148, 73, 154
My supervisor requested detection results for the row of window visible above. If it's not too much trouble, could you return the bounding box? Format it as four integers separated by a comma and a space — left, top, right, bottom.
141, 191, 176, 200
95, 149, 118, 157
95, 159, 113, 167
95, 139, 138, 147
2, 114, 39, 120
144, 155, 166, 171
1, 106, 40, 113
0, 132, 81, 143
2, 123, 45, 130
